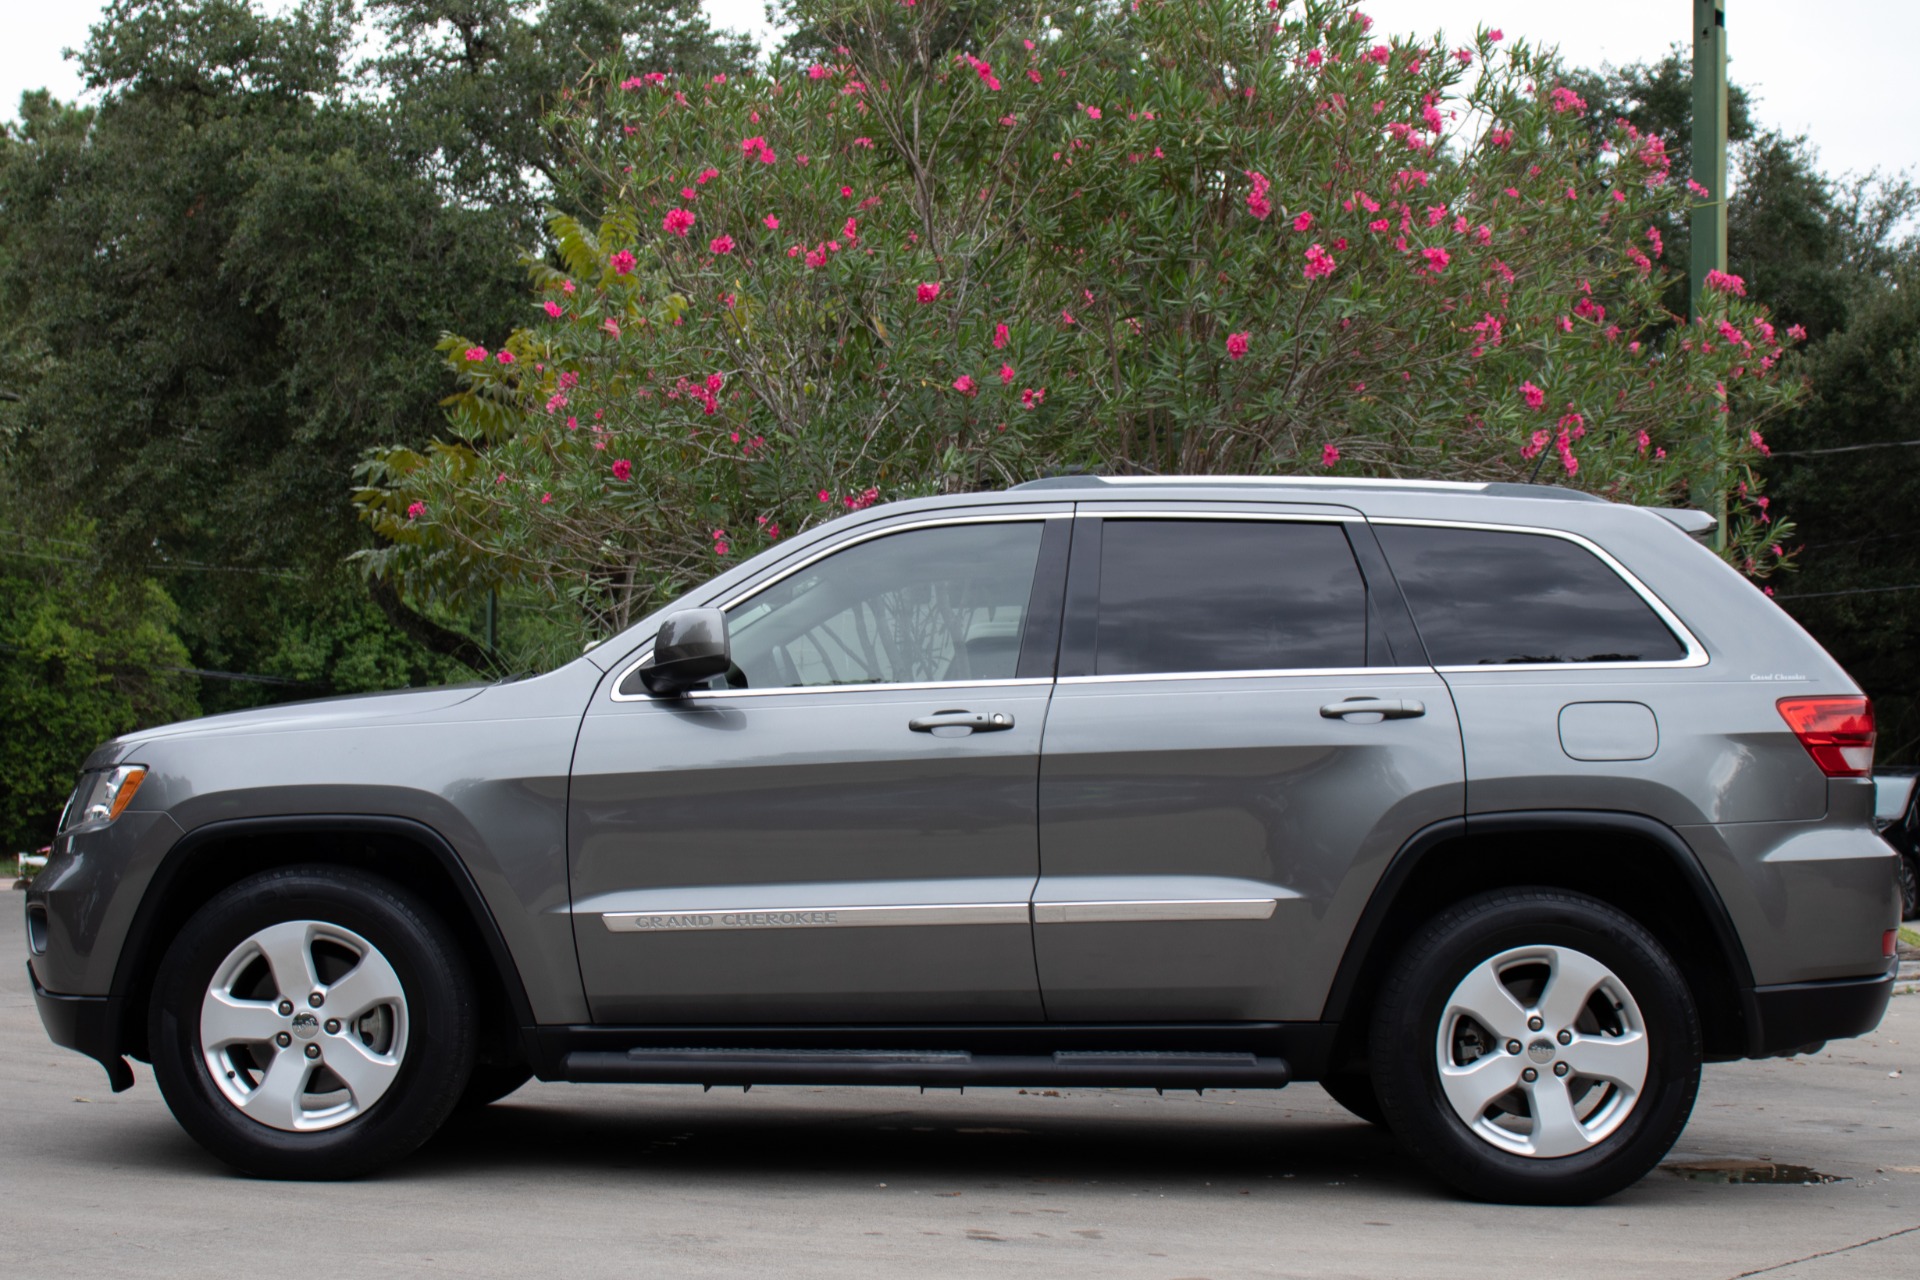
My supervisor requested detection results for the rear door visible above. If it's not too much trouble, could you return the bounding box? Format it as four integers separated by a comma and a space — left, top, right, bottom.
1032, 507, 1465, 1022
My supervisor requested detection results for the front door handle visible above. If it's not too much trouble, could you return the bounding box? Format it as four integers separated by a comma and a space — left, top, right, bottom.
1320, 697, 1426, 721
909, 709, 1016, 734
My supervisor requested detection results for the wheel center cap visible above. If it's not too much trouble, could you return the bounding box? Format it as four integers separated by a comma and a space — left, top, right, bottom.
290, 1011, 321, 1040
1526, 1038, 1556, 1064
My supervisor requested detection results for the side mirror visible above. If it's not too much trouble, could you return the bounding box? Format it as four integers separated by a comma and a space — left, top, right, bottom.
639, 608, 731, 696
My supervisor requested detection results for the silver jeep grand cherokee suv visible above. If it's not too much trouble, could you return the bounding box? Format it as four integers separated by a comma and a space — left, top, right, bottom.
25, 476, 1899, 1203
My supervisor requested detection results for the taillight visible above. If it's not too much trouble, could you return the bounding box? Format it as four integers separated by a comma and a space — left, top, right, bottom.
1777, 696, 1875, 778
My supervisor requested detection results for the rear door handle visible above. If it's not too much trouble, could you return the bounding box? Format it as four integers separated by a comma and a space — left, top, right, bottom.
909, 710, 1016, 734
1320, 698, 1426, 720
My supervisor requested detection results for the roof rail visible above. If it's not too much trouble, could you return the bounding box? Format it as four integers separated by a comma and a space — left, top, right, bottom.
1009, 475, 1607, 502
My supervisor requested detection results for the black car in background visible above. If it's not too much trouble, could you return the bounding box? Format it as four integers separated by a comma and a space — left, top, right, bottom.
1873, 770, 1920, 919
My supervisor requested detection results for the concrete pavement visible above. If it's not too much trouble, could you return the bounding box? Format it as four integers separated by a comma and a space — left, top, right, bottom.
4, 901, 1917, 1278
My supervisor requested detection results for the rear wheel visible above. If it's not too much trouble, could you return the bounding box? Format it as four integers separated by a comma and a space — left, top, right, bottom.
1898, 852, 1919, 921
149, 865, 476, 1178
1370, 888, 1700, 1205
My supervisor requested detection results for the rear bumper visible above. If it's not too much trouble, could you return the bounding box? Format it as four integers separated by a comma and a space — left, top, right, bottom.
1744, 964, 1895, 1058
28, 965, 133, 1092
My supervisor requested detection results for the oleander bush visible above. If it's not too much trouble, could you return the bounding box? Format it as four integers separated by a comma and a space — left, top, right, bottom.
356, 0, 1801, 656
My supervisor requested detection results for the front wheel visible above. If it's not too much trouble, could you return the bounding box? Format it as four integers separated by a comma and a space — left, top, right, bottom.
1370, 888, 1700, 1205
1898, 852, 1919, 921
149, 865, 476, 1178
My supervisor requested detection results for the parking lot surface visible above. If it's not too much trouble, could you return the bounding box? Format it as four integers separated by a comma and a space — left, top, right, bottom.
4, 904, 1916, 1278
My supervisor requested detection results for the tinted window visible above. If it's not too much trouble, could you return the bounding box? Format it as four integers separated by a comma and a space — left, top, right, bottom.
722, 522, 1044, 688
1375, 524, 1685, 665
1095, 520, 1367, 675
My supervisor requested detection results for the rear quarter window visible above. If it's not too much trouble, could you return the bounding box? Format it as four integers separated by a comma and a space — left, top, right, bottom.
1374, 524, 1686, 666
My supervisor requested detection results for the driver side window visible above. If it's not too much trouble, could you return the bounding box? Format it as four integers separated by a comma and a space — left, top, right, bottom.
723, 521, 1045, 690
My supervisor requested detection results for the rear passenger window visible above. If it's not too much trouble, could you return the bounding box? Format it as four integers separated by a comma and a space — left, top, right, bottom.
1375, 524, 1686, 665
1095, 520, 1367, 675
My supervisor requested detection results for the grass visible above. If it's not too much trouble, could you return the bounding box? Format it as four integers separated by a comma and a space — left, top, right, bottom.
1901, 924, 1920, 950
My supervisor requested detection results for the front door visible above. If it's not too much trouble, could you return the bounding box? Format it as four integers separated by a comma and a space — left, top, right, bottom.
570, 512, 1069, 1023
1033, 509, 1466, 1022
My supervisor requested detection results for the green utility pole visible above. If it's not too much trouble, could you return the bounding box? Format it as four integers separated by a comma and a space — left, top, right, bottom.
1690, 0, 1728, 321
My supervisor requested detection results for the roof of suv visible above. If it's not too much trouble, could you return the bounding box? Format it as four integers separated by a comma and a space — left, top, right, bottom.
1010, 474, 1608, 502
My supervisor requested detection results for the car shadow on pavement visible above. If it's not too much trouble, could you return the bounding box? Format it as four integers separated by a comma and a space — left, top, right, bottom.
401, 1088, 1423, 1193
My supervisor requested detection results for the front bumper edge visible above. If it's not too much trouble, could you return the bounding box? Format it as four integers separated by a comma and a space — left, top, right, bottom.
28, 964, 133, 1092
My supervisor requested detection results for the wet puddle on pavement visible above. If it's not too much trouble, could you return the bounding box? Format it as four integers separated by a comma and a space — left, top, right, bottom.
1663, 1157, 1847, 1185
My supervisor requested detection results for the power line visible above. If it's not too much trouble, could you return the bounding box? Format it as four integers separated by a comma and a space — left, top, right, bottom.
1770, 438, 1920, 458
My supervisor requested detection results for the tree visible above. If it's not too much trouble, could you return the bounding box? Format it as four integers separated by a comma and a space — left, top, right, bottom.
0, 0, 759, 696
354, 0, 1800, 665
0, 509, 200, 851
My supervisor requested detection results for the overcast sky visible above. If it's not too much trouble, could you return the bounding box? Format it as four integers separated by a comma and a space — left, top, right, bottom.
4, 1, 1911, 183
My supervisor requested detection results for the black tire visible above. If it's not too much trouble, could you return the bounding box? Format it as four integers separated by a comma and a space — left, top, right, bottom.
456, 1060, 534, 1111
1370, 888, 1700, 1205
1318, 1071, 1385, 1127
149, 865, 476, 1179
1899, 853, 1919, 921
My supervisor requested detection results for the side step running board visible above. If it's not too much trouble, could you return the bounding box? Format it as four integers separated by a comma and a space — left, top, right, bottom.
560, 1047, 1291, 1090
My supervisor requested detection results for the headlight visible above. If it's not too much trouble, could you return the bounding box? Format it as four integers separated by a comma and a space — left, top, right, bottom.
62, 765, 149, 830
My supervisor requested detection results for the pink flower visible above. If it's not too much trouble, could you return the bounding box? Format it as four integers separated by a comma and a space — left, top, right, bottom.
1303, 243, 1338, 280
543, 300, 563, 319
1704, 268, 1747, 296
1520, 381, 1545, 410
1364, 45, 1391, 65
1787, 324, 1808, 342
611, 458, 633, 481
1226, 331, 1250, 360
1455, 48, 1473, 67
1489, 29, 1503, 40
463, 346, 488, 362
917, 281, 942, 304
663, 208, 696, 237
610, 249, 638, 274
1085, 105, 1102, 119
710, 234, 735, 255
953, 374, 978, 396
1488, 128, 1513, 149
807, 64, 830, 80
1021, 387, 1046, 410
602, 317, 621, 338
1549, 87, 1586, 114
1421, 246, 1451, 274
405, 501, 425, 520
697, 167, 719, 185
1368, 218, 1390, 233
763, 214, 780, 229
495, 350, 515, 365
1245, 170, 1273, 221
1321, 443, 1341, 468
1000, 363, 1015, 384
992, 323, 1010, 349
1293, 210, 1314, 232
1750, 430, 1772, 457
818, 489, 831, 503
1060, 309, 1076, 325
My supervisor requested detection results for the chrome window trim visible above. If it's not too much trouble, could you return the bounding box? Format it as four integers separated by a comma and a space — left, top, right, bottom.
1370, 517, 1710, 671
610, 513, 1064, 703
1058, 666, 1432, 686
1033, 898, 1279, 924
684, 677, 1054, 701
604, 903, 1029, 932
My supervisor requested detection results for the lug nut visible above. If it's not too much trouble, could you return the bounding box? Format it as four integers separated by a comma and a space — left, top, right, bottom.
275, 1032, 291, 1047
1554, 1062, 1570, 1077
1522, 1068, 1538, 1082
278, 1000, 294, 1016
324, 1019, 341, 1035
1557, 1030, 1572, 1045
304, 1044, 321, 1060
1506, 1040, 1522, 1055
1527, 1016, 1544, 1032
308, 992, 324, 1008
